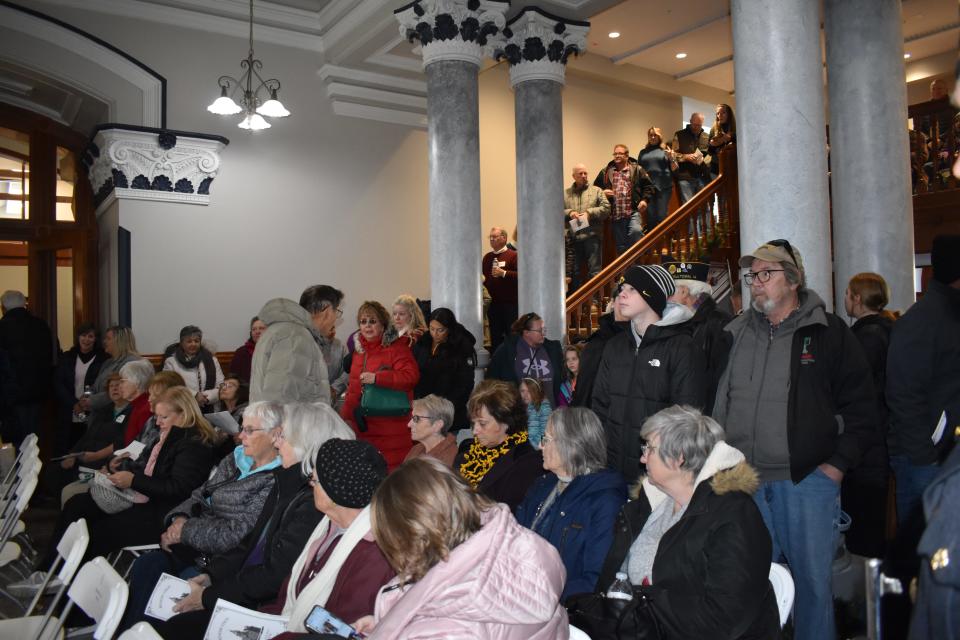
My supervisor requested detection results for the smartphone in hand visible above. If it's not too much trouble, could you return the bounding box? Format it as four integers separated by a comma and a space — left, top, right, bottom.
304, 605, 364, 639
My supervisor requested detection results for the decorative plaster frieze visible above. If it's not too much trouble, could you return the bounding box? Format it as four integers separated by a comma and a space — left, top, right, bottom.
394, 0, 510, 68
83, 125, 229, 215
495, 6, 590, 87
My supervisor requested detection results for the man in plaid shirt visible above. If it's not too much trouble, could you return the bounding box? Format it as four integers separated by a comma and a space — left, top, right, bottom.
593, 144, 655, 255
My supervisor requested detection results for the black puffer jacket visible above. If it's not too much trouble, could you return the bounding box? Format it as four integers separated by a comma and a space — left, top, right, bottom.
597, 451, 779, 640
571, 313, 624, 408
201, 464, 322, 610
688, 297, 732, 414
848, 314, 894, 485
591, 320, 706, 477
412, 332, 477, 431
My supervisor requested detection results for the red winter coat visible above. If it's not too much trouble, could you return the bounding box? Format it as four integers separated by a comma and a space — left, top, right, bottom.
340, 332, 419, 471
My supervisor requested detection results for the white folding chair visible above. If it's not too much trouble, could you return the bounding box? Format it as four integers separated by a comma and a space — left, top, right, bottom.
108, 543, 161, 580
0, 460, 39, 551
0, 443, 38, 509
0, 471, 39, 560
569, 623, 592, 639
768, 562, 795, 628
118, 621, 165, 639
0, 556, 129, 640
0, 434, 37, 486
21, 518, 90, 617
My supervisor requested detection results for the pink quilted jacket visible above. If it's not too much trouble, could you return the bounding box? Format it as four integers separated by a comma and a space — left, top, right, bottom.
367, 503, 569, 639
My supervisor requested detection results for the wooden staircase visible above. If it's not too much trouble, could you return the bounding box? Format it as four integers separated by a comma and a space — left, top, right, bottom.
566, 146, 741, 341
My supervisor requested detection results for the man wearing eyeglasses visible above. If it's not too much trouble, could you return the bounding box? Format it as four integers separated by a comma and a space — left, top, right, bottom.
712, 240, 876, 640
593, 144, 655, 255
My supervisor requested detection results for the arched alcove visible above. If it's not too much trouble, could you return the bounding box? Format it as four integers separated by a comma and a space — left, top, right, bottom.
0, 1, 166, 131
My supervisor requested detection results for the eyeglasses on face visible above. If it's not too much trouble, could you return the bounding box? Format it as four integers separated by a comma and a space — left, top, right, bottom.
743, 269, 785, 285
639, 443, 658, 456
410, 414, 436, 424
358, 317, 380, 326
240, 426, 268, 436
525, 326, 546, 335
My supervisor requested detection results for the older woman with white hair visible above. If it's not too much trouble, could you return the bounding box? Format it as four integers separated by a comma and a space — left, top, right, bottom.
515, 407, 627, 601
117, 359, 157, 445
159, 402, 355, 639
579, 405, 779, 640
403, 394, 458, 467
119, 400, 284, 630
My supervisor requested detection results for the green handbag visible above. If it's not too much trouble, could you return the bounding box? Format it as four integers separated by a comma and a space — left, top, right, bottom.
359, 353, 411, 417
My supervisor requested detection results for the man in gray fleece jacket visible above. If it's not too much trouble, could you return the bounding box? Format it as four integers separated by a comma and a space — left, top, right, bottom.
712, 240, 875, 640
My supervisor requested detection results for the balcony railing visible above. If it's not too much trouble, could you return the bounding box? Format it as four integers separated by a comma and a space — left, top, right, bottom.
565, 146, 740, 340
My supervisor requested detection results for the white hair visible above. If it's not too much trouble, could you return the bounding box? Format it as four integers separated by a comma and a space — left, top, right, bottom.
681, 280, 713, 299
119, 359, 156, 392
1, 290, 26, 310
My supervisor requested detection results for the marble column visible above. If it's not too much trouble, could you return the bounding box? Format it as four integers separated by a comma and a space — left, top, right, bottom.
731, 0, 834, 308
825, 0, 915, 314
498, 8, 589, 342
395, 1, 508, 359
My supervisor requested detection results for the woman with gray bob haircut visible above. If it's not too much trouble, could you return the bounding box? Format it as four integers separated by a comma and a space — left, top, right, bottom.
515, 407, 628, 600
586, 405, 779, 639
281, 402, 354, 476
403, 394, 458, 467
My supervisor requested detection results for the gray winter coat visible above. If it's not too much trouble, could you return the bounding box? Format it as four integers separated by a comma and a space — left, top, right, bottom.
165, 446, 279, 555
249, 298, 330, 405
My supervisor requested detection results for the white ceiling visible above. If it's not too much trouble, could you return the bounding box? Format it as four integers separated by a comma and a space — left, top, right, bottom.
0, 0, 955, 132
587, 0, 958, 94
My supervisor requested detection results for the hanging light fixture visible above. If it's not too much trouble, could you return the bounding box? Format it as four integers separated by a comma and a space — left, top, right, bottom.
206, 0, 290, 129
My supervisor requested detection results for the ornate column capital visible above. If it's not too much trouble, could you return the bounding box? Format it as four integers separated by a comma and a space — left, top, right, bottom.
495, 7, 589, 87
394, 0, 509, 68
82, 125, 229, 215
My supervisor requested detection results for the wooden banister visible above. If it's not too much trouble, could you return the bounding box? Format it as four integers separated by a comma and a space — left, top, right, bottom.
565, 146, 740, 340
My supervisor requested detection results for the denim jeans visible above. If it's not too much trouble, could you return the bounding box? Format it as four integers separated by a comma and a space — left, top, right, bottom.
611, 213, 644, 255
647, 185, 672, 231
889, 454, 940, 527
753, 468, 841, 640
570, 235, 602, 291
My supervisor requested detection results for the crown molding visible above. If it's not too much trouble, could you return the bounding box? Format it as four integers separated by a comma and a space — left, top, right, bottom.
331, 101, 427, 129
32, 0, 324, 51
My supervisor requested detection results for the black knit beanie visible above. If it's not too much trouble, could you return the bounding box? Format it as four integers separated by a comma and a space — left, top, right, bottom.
314, 438, 387, 508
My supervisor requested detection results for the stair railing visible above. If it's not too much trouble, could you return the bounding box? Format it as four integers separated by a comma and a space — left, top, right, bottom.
566, 146, 740, 340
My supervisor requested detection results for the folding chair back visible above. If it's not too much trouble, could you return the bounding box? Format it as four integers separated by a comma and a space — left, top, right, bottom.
0, 472, 38, 547
769, 562, 795, 628
24, 518, 90, 616
66, 556, 129, 640
118, 621, 165, 639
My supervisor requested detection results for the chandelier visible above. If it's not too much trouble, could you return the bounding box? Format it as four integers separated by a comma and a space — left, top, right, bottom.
206, 0, 290, 130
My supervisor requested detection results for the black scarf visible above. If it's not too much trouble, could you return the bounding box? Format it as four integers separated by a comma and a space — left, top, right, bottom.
174, 346, 218, 391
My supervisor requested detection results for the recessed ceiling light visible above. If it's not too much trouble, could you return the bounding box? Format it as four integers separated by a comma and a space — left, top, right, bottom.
675, 52, 688, 59
903, 53, 911, 59
608, 31, 620, 38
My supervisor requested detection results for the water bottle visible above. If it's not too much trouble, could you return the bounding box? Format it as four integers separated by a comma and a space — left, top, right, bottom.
74, 385, 92, 422
606, 572, 634, 601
